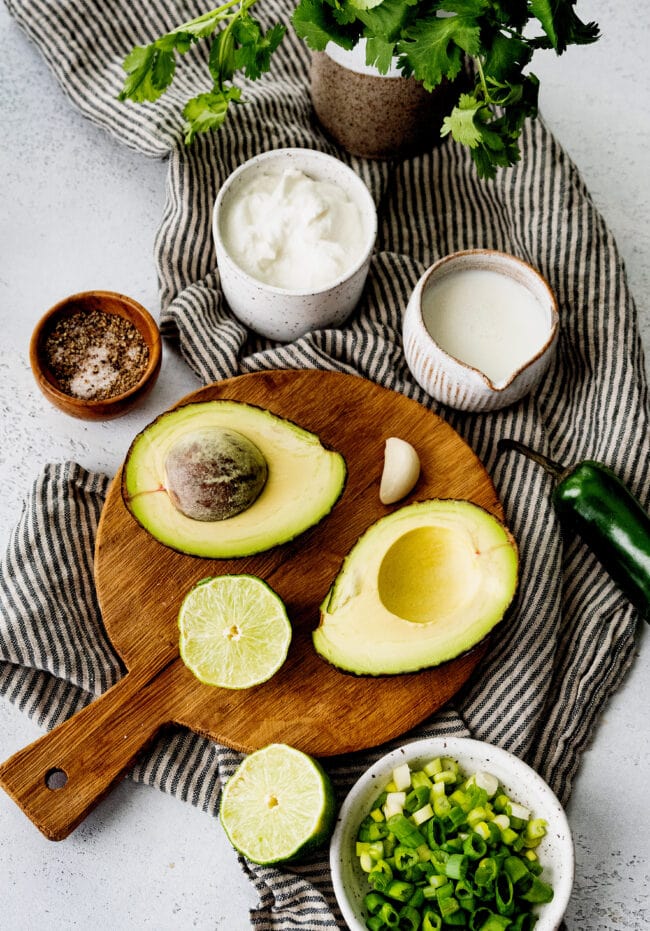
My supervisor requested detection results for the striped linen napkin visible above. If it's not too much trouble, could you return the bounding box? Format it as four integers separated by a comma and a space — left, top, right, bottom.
2, 0, 648, 926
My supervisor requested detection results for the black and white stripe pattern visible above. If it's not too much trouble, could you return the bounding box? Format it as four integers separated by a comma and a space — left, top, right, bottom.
3, 0, 649, 927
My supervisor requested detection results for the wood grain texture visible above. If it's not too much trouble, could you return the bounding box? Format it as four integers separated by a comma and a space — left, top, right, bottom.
0, 370, 504, 840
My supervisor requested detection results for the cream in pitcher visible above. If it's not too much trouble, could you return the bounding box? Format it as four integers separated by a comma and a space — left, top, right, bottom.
421, 267, 551, 386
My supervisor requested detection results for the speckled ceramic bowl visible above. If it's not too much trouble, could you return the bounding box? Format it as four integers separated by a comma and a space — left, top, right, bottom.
403, 250, 559, 412
212, 148, 377, 342
331, 736, 574, 931
310, 42, 459, 159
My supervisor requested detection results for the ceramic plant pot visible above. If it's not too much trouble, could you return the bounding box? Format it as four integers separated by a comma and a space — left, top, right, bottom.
310, 41, 459, 160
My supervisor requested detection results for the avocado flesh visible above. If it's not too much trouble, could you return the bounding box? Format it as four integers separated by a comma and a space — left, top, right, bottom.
314, 499, 518, 675
122, 400, 346, 558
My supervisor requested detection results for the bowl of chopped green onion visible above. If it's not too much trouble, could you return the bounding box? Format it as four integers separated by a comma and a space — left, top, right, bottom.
330, 737, 573, 931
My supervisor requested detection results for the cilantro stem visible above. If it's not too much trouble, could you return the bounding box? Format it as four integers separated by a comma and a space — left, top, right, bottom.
474, 57, 490, 105
173, 0, 243, 34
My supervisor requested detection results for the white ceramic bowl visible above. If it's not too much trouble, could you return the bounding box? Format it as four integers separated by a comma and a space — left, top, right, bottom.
403, 250, 559, 411
212, 148, 377, 341
330, 736, 573, 931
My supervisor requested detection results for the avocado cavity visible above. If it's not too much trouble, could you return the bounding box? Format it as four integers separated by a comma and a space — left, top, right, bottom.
314, 499, 518, 675
164, 428, 268, 522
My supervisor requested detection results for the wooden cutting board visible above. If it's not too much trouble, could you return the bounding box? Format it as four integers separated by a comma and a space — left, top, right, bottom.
0, 370, 504, 840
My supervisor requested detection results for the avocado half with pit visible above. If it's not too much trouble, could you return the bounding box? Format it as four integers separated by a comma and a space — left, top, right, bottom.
121, 400, 346, 558
314, 499, 518, 675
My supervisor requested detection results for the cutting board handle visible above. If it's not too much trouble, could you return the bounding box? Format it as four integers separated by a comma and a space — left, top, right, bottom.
0, 647, 179, 841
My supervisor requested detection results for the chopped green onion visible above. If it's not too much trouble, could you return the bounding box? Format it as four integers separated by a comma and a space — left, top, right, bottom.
442, 758, 461, 775
378, 899, 400, 927
501, 827, 519, 846
385, 879, 415, 902
474, 771, 499, 797
412, 770, 433, 790
508, 801, 531, 821
430, 849, 450, 875
413, 803, 435, 826
356, 759, 555, 931
405, 786, 431, 812
521, 876, 554, 904
385, 792, 407, 818
467, 806, 491, 828
393, 763, 412, 792
364, 891, 388, 915
524, 818, 548, 847
474, 858, 498, 887
495, 871, 515, 915
436, 880, 455, 901
434, 769, 458, 785
448, 805, 468, 829
510, 913, 537, 930
408, 887, 425, 909
463, 833, 487, 860
398, 904, 421, 931
395, 845, 420, 871
425, 818, 446, 848
476, 913, 512, 930
368, 859, 393, 890
503, 855, 531, 888
433, 795, 453, 818
444, 853, 468, 880
422, 907, 443, 931
438, 893, 461, 918
387, 814, 426, 848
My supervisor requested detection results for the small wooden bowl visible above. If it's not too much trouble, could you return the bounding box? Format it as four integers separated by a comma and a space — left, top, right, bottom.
30, 291, 162, 420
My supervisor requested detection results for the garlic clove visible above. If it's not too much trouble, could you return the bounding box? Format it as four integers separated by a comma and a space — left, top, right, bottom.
379, 437, 421, 505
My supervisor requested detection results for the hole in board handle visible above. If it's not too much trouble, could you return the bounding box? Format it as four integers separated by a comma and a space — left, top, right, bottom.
45, 768, 68, 790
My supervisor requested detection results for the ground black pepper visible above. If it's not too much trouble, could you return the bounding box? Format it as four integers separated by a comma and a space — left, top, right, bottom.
44, 310, 150, 401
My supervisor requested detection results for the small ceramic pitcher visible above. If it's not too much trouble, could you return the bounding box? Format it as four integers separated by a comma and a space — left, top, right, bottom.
310, 40, 459, 160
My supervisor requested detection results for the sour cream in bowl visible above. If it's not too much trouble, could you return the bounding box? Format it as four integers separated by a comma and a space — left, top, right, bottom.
213, 148, 377, 341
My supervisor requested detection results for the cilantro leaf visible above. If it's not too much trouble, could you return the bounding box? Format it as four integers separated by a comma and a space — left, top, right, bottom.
530, 0, 599, 53
482, 32, 532, 81
183, 86, 242, 143
175, 11, 227, 40
233, 21, 286, 81
292, 0, 356, 51
441, 83, 537, 180
365, 36, 396, 73
397, 6, 482, 91
441, 93, 486, 148
357, 0, 414, 44
347, 0, 385, 11
118, 45, 176, 103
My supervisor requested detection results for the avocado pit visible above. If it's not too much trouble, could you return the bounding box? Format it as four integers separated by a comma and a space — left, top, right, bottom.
164, 427, 268, 522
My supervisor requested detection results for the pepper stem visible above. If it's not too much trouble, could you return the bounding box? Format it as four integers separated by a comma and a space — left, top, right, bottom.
497, 438, 566, 481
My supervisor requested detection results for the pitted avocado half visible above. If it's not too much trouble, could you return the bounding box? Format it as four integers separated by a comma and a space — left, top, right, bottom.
122, 400, 346, 558
314, 499, 518, 675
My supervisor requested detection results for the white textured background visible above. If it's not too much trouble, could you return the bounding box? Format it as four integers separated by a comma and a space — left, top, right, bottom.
0, 1, 648, 927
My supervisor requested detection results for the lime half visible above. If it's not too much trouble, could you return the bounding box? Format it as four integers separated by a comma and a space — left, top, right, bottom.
178, 575, 291, 688
220, 744, 337, 865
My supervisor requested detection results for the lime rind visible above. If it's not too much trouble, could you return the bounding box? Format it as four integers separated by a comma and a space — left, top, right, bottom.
220, 744, 337, 865
178, 575, 291, 689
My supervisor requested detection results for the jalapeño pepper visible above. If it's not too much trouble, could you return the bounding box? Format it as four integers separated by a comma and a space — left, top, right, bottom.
499, 438, 650, 622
